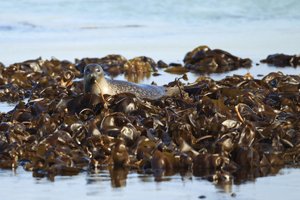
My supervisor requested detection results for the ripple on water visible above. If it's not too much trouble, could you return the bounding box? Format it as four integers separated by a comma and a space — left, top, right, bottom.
0, 167, 299, 200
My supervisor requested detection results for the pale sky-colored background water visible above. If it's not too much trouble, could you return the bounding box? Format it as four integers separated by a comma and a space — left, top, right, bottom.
0, 168, 300, 200
1, 0, 300, 85
0, 0, 300, 66
0, 1, 300, 199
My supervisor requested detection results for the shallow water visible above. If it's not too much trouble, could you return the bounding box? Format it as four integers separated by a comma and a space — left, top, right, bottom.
0, 102, 16, 113
0, 167, 299, 200
1, 0, 300, 64
113, 61, 300, 86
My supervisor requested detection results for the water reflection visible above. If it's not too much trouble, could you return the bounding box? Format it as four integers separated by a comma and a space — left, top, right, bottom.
109, 167, 129, 188
84, 164, 292, 192
192, 165, 286, 191
87, 167, 128, 188
124, 71, 152, 83
87, 167, 192, 188
232, 167, 282, 185
111, 62, 300, 86
1, 166, 299, 200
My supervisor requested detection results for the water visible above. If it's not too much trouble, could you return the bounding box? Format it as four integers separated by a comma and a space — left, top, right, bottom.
112, 62, 300, 86
0, 102, 16, 113
0, 0, 300, 65
1, 0, 300, 28
0, 1, 300, 199
0, 167, 299, 200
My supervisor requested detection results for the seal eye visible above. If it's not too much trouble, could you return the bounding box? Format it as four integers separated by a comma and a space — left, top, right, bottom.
96, 68, 101, 72
85, 68, 91, 74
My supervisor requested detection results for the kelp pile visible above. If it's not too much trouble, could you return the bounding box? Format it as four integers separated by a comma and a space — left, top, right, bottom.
0, 54, 300, 186
261, 53, 300, 67
183, 45, 252, 73
75, 45, 253, 78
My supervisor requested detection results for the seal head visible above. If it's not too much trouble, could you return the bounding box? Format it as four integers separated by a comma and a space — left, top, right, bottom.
84, 63, 108, 94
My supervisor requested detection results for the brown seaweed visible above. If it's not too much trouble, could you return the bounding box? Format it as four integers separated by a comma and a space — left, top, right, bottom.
183, 45, 252, 73
261, 53, 300, 67
0, 55, 299, 186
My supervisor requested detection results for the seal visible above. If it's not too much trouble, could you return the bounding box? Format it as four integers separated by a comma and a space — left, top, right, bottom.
84, 63, 166, 100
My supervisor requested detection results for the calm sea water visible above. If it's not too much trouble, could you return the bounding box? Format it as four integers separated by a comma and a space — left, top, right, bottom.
1, 0, 300, 29
0, 167, 299, 200
0, 0, 300, 65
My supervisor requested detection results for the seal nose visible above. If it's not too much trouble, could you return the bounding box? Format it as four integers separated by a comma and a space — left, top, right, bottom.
89, 76, 96, 83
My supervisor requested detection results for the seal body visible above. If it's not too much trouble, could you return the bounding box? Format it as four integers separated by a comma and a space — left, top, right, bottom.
84, 63, 165, 100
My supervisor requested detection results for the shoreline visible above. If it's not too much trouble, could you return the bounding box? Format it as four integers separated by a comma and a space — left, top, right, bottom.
1, 23, 300, 66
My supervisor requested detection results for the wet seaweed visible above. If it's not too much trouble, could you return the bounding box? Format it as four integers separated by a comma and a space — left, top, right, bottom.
184, 45, 252, 73
0, 53, 299, 187
261, 54, 300, 67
